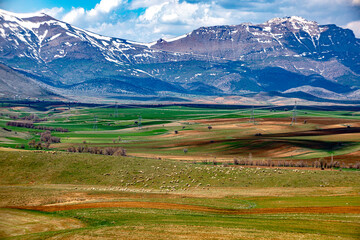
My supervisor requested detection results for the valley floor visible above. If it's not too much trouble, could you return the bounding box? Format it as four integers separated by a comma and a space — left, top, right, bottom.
0, 104, 359, 239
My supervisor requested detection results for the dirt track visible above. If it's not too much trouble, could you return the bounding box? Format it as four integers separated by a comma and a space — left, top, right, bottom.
9, 202, 360, 215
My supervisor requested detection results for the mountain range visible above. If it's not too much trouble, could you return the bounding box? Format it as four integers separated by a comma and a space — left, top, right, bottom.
0, 9, 359, 104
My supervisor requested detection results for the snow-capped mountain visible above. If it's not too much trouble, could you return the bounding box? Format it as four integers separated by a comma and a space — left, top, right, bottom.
0, 9, 204, 85
152, 16, 360, 82
0, 9, 359, 102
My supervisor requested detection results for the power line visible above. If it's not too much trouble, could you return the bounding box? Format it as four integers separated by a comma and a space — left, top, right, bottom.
250, 106, 255, 124
93, 115, 98, 131
291, 101, 297, 126
114, 101, 119, 117
138, 115, 142, 129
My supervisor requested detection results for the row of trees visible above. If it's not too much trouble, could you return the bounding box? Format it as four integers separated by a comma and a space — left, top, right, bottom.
8, 114, 47, 122
6, 121, 69, 132
28, 140, 50, 150
67, 146, 127, 156
229, 158, 359, 169
200, 158, 360, 169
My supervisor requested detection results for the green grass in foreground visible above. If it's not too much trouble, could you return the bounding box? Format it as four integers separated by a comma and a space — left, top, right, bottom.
0, 150, 359, 239
4, 209, 360, 240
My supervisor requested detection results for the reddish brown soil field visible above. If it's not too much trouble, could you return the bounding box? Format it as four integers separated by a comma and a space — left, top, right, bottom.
193, 117, 360, 126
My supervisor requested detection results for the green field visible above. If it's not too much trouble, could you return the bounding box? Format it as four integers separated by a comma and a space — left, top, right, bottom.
1, 105, 360, 163
0, 104, 359, 239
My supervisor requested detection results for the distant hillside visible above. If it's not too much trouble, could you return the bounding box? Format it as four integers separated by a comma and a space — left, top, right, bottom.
0, 63, 57, 99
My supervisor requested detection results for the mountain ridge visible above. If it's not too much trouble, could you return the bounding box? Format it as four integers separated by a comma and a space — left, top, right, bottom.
0, 9, 359, 103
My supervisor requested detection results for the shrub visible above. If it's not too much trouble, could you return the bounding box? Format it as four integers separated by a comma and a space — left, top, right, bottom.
67, 145, 126, 156
28, 139, 36, 148
114, 148, 126, 156
67, 146, 76, 152
104, 147, 117, 155
40, 131, 51, 142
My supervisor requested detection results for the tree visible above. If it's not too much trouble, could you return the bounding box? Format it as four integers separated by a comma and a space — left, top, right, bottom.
28, 139, 36, 148
319, 158, 326, 170
40, 131, 51, 142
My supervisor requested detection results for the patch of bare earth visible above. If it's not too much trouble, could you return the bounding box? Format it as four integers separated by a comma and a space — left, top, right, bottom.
46, 224, 347, 240
0, 147, 28, 152
0, 208, 84, 238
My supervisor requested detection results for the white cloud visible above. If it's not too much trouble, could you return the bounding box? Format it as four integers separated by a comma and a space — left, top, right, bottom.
345, 20, 360, 37
37, 7, 64, 19
133, 0, 232, 40
139, 0, 225, 25
62, 7, 85, 23
88, 0, 123, 17
81, 0, 234, 42
130, 0, 169, 9
35, 0, 360, 42
62, 0, 124, 25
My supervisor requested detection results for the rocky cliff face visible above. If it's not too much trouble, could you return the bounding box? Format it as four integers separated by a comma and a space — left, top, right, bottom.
152, 16, 360, 82
0, 10, 359, 101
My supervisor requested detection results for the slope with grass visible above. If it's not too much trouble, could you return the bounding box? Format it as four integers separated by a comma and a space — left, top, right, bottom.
0, 149, 359, 239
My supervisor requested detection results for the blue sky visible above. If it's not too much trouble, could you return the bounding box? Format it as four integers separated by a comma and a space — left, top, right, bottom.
1, 0, 360, 42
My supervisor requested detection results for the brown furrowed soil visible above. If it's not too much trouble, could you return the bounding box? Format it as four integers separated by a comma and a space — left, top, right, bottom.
10, 202, 360, 215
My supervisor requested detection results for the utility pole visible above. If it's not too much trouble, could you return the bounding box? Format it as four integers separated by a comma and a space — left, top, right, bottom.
93, 115, 98, 131
114, 102, 118, 117
291, 101, 297, 125
138, 115, 142, 129
250, 106, 255, 124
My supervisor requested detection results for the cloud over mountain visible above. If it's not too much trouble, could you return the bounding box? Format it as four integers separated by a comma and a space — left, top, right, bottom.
21, 0, 359, 43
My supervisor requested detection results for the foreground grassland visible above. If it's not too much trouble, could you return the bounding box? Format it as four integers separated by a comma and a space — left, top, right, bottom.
0, 104, 359, 239
0, 150, 360, 239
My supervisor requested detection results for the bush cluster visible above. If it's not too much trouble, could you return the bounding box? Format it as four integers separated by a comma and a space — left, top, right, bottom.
40, 131, 61, 143
28, 131, 61, 150
67, 146, 126, 156
6, 121, 69, 132
9, 114, 47, 122
230, 158, 360, 169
